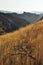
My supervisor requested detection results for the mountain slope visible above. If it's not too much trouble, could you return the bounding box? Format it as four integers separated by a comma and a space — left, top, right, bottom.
0, 12, 29, 35
13, 12, 42, 23
0, 20, 43, 65
0, 11, 43, 35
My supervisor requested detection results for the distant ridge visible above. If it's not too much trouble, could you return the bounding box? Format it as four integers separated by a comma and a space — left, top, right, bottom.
12, 11, 43, 23
0, 12, 29, 35
0, 11, 43, 35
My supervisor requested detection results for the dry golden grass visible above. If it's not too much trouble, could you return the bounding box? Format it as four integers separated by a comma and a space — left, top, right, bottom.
0, 20, 43, 65
0, 20, 43, 46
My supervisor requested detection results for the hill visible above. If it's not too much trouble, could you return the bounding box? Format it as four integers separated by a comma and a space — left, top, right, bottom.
0, 11, 43, 35
0, 12, 29, 35
13, 12, 43, 23
0, 20, 43, 65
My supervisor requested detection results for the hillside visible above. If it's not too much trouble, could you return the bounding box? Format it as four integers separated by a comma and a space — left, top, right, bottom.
0, 11, 43, 35
0, 20, 43, 65
0, 12, 29, 35
13, 12, 42, 23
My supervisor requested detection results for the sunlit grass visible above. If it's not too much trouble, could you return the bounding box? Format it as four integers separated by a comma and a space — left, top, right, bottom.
0, 20, 43, 65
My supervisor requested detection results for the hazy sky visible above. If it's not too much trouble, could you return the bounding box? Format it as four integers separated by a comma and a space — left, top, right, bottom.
0, 0, 43, 12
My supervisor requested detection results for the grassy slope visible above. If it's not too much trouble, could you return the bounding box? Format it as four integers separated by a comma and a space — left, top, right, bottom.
0, 20, 43, 65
